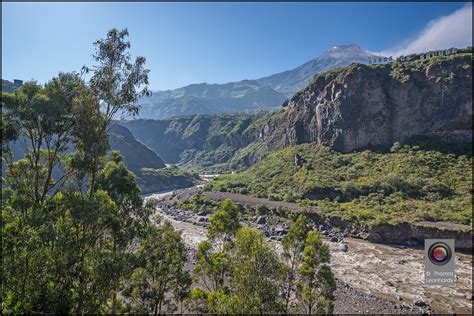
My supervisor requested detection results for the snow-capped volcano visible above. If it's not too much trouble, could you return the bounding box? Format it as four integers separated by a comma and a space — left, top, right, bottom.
137, 44, 386, 119
256, 44, 385, 96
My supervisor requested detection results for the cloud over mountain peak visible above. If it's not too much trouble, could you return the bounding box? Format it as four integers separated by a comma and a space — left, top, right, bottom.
382, 4, 472, 56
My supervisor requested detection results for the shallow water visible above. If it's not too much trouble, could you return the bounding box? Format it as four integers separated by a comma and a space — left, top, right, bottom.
144, 191, 473, 314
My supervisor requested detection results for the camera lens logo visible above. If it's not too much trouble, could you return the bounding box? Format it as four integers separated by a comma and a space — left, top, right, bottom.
428, 242, 452, 266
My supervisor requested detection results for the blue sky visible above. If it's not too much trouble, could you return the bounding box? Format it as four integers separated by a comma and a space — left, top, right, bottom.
2, 2, 472, 91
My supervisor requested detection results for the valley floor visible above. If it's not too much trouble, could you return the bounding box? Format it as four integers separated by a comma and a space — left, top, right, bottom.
145, 188, 473, 314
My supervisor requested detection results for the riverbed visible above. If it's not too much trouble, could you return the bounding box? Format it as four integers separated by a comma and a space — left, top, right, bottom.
144, 190, 473, 314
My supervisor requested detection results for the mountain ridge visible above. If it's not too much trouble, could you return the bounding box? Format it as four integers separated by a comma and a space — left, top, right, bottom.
125, 52, 472, 171
137, 44, 385, 119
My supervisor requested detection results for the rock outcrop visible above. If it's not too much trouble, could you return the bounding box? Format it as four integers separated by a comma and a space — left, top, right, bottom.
126, 54, 472, 170
284, 55, 472, 152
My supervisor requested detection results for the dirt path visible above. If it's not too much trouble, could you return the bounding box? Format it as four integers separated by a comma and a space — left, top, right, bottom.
202, 190, 318, 212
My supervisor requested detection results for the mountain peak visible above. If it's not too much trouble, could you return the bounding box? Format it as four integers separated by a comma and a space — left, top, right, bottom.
321, 44, 372, 57
329, 44, 362, 51
320, 44, 374, 59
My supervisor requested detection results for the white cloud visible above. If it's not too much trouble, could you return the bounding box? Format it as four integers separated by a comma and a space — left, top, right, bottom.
381, 4, 472, 56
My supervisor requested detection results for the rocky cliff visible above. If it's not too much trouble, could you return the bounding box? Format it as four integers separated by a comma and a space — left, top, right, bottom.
136, 45, 384, 119
284, 54, 472, 152
125, 53, 472, 170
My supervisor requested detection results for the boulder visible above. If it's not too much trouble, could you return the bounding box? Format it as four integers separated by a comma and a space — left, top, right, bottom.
256, 216, 267, 225
275, 226, 288, 236
413, 299, 428, 308
339, 243, 348, 252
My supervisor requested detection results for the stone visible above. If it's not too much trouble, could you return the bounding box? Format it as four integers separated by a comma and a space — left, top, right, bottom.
413, 299, 428, 308
330, 236, 338, 242
275, 227, 288, 235
256, 216, 267, 225
339, 243, 348, 252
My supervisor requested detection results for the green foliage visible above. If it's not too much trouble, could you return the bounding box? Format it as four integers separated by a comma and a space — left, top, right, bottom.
209, 144, 472, 226
123, 222, 190, 314
193, 240, 231, 293
139, 166, 199, 193
297, 231, 335, 314
177, 194, 220, 213
190, 201, 334, 314
221, 227, 284, 313
208, 199, 241, 241
0, 29, 193, 315
86, 28, 150, 121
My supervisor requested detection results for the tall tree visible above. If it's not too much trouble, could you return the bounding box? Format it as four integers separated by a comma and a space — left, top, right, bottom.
281, 214, 312, 312
83, 28, 150, 195
194, 199, 240, 293
2, 73, 86, 205
123, 222, 189, 315
1, 28, 153, 314
297, 230, 336, 315
229, 227, 285, 314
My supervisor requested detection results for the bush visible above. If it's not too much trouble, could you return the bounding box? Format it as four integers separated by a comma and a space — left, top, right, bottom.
208, 144, 472, 226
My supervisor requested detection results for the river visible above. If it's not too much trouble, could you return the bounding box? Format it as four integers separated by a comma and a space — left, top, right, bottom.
144, 188, 473, 314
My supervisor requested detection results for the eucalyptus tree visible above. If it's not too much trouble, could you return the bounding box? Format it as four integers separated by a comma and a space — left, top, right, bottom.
193, 199, 240, 295
83, 28, 150, 195
1, 28, 153, 314
123, 222, 190, 315
281, 214, 312, 312
296, 231, 336, 314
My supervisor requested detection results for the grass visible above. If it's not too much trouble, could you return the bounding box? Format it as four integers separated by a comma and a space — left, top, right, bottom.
138, 166, 200, 193
208, 144, 472, 226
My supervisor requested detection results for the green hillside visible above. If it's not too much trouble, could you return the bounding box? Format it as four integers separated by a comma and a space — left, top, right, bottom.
209, 144, 472, 226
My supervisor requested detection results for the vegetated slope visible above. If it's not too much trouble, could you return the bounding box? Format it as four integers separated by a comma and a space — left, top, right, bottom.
137, 80, 287, 119
109, 122, 166, 174
127, 52, 472, 171
136, 45, 384, 119
209, 143, 472, 226
108, 123, 199, 193
123, 110, 287, 171
284, 53, 472, 152
256, 44, 381, 96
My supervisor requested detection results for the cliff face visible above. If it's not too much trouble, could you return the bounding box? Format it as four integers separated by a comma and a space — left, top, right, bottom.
285, 55, 472, 152
125, 54, 472, 170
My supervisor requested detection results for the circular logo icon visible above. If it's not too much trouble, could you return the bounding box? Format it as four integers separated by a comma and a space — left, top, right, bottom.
428, 242, 452, 266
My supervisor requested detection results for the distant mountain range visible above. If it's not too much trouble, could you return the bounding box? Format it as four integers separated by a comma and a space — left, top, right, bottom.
256, 44, 380, 95
137, 44, 385, 119
138, 80, 286, 119
125, 53, 472, 171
